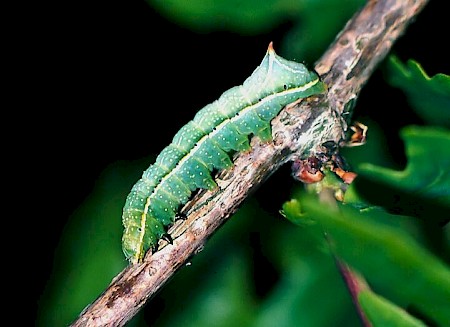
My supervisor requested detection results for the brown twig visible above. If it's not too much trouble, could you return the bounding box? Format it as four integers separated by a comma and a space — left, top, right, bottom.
70, 0, 429, 325
336, 259, 373, 327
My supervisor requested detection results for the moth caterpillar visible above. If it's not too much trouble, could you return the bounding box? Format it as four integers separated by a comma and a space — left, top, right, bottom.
122, 42, 327, 264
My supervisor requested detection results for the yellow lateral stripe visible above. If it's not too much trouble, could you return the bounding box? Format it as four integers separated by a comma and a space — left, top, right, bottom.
141, 77, 320, 230
136, 196, 152, 262
144, 78, 319, 211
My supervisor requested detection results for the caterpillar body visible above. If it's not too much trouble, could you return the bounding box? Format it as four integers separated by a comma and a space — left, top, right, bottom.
122, 42, 326, 264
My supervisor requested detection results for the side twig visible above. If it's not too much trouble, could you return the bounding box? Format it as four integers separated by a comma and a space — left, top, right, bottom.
70, 0, 429, 325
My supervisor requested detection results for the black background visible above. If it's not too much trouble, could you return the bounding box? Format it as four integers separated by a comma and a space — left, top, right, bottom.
30, 0, 446, 323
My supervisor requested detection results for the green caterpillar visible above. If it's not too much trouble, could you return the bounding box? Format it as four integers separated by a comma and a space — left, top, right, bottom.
122, 42, 327, 264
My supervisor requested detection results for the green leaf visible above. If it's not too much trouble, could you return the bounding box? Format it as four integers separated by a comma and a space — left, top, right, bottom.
144, 0, 365, 62
357, 126, 450, 210
36, 160, 142, 326
280, 0, 365, 61
145, 0, 303, 34
299, 196, 450, 326
358, 290, 427, 327
157, 197, 360, 327
254, 250, 359, 327
162, 252, 257, 327
385, 56, 450, 128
